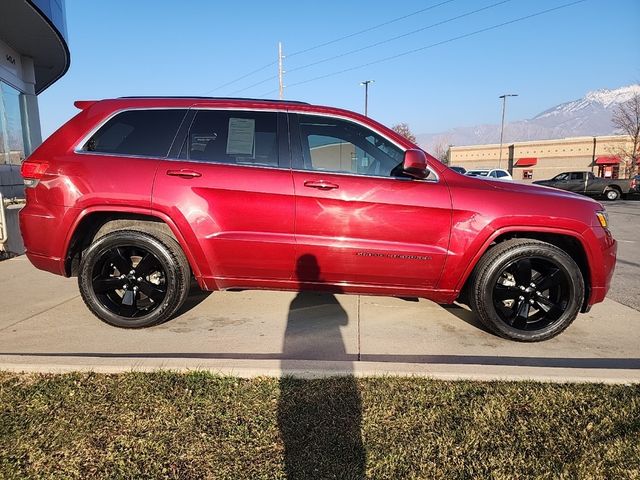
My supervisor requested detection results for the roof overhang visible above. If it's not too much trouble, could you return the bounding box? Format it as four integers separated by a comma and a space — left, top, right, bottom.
514, 157, 537, 167
0, 0, 70, 93
595, 156, 620, 165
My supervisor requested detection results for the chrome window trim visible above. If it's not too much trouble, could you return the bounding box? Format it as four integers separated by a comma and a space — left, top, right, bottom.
72, 105, 439, 183
290, 168, 437, 184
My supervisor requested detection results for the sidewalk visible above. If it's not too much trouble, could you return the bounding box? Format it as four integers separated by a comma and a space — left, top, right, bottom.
1, 255, 639, 383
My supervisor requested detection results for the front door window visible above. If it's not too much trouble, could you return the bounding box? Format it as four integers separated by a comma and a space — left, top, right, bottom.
298, 114, 406, 178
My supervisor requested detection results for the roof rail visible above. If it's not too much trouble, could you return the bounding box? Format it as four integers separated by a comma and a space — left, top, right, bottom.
117, 96, 310, 105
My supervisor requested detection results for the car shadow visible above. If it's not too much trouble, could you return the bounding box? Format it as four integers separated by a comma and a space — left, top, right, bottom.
440, 303, 495, 336
278, 254, 365, 479
172, 281, 212, 317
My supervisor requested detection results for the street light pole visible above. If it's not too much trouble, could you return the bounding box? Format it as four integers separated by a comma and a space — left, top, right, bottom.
360, 80, 374, 116
498, 93, 518, 169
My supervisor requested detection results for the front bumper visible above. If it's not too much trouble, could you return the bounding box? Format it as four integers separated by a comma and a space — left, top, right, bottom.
586, 228, 617, 306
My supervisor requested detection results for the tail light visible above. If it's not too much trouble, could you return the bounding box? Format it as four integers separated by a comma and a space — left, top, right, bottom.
20, 159, 50, 187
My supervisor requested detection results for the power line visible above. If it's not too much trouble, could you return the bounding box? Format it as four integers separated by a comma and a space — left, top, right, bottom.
287, 0, 457, 58
201, 0, 457, 95
228, 74, 278, 96
263, 0, 586, 94
287, 0, 513, 75
201, 61, 275, 95
248, 0, 508, 97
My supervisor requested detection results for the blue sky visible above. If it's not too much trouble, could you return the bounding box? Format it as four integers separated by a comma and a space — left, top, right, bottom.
39, 0, 640, 139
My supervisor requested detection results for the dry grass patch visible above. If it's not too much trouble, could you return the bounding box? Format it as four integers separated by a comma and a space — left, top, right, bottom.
0, 372, 638, 479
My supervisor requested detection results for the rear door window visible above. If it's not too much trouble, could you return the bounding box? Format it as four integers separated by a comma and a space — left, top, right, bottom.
179, 110, 279, 167
82, 109, 187, 157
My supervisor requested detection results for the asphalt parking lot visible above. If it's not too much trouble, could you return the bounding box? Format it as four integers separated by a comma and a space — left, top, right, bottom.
605, 199, 640, 311
0, 200, 638, 383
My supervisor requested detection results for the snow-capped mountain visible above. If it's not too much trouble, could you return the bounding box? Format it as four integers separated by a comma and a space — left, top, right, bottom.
418, 85, 639, 151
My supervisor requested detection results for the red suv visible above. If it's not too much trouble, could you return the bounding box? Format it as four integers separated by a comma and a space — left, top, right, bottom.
19, 97, 617, 341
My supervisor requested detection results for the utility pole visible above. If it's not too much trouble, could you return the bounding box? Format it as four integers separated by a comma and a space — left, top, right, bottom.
360, 80, 374, 116
278, 42, 284, 100
498, 93, 518, 169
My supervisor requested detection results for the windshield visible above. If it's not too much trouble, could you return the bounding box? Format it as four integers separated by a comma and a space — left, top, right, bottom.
467, 170, 489, 177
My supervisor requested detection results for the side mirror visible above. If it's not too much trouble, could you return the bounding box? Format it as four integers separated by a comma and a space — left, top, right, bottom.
403, 149, 428, 179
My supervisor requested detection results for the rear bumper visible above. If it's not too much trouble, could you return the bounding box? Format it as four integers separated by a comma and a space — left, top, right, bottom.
19, 200, 71, 276
24, 251, 66, 276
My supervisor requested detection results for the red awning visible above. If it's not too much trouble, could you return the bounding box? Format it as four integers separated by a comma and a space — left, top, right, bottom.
514, 157, 537, 167
595, 156, 620, 165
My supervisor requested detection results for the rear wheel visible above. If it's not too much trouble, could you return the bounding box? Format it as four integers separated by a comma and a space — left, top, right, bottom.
469, 239, 584, 342
604, 188, 620, 201
78, 230, 190, 328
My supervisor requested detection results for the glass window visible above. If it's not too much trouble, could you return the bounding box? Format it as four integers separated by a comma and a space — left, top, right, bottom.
569, 172, 584, 180
0, 82, 26, 165
298, 114, 405, 177
83, 109, 187, 157
496, 170, 509, 178
180, 110, 278, 167
553, 173, 569, 181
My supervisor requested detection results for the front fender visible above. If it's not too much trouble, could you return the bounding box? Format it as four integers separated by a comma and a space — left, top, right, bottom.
439, 222, 593, 295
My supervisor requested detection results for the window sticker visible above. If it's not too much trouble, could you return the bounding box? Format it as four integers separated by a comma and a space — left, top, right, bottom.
191, 133, 217, 153
226, 118, 255, 155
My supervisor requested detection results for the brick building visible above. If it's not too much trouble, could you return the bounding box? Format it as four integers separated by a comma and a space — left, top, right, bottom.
449, 135, 636, 182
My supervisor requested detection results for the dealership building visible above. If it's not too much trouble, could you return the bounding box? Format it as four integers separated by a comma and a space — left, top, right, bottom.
0, 0, 69, 197
0, 0, 69, 253
449, 135, 636, 182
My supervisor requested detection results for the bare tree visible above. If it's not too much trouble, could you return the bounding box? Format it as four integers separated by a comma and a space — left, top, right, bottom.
391, 122, 417, 144
612, 93, 640, 177
431, 141, 450, 164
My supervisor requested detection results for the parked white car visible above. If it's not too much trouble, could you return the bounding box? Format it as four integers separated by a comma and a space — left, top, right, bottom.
466, 168, 513, 180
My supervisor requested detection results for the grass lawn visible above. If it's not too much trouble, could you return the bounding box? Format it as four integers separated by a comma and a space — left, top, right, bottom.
0, 371, 638, 479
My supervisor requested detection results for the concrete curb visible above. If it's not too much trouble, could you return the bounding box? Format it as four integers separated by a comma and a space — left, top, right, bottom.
1, 356, 638, 384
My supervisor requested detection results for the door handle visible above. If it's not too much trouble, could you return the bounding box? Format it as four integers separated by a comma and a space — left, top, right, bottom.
303, 180, 339, 190
166, 169, 202, 178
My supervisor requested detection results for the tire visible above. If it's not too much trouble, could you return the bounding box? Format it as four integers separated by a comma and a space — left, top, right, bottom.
469, 239, 584, 342
78, 230, 190, 328
604, 188, 620, 201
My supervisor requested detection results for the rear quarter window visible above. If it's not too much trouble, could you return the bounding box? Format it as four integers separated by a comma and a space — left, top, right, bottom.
82, 109, 187, 157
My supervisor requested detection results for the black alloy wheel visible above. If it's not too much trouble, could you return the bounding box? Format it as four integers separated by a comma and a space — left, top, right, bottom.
492, 256, 570, 331
79, 230, 190, 328
470, 239, 584, 342
91, 244, 167, 318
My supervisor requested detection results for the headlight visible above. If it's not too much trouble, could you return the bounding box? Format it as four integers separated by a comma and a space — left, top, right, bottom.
596, 210, 609, 229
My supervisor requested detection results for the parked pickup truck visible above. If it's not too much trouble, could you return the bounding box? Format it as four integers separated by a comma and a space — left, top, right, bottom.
533, 171, 633, 201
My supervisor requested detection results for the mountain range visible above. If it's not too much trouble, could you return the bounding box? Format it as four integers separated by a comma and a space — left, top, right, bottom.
417, 84, 640, 151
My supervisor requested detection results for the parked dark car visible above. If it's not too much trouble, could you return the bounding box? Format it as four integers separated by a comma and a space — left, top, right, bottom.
19, 97, 617, 342
533, 171, 634, 201
449, 166, 466, 174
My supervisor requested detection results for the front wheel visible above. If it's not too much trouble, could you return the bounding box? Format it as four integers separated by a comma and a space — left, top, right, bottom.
469, 239, 584, 342
604, 188, 620, 201
78, 230, 190, 328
